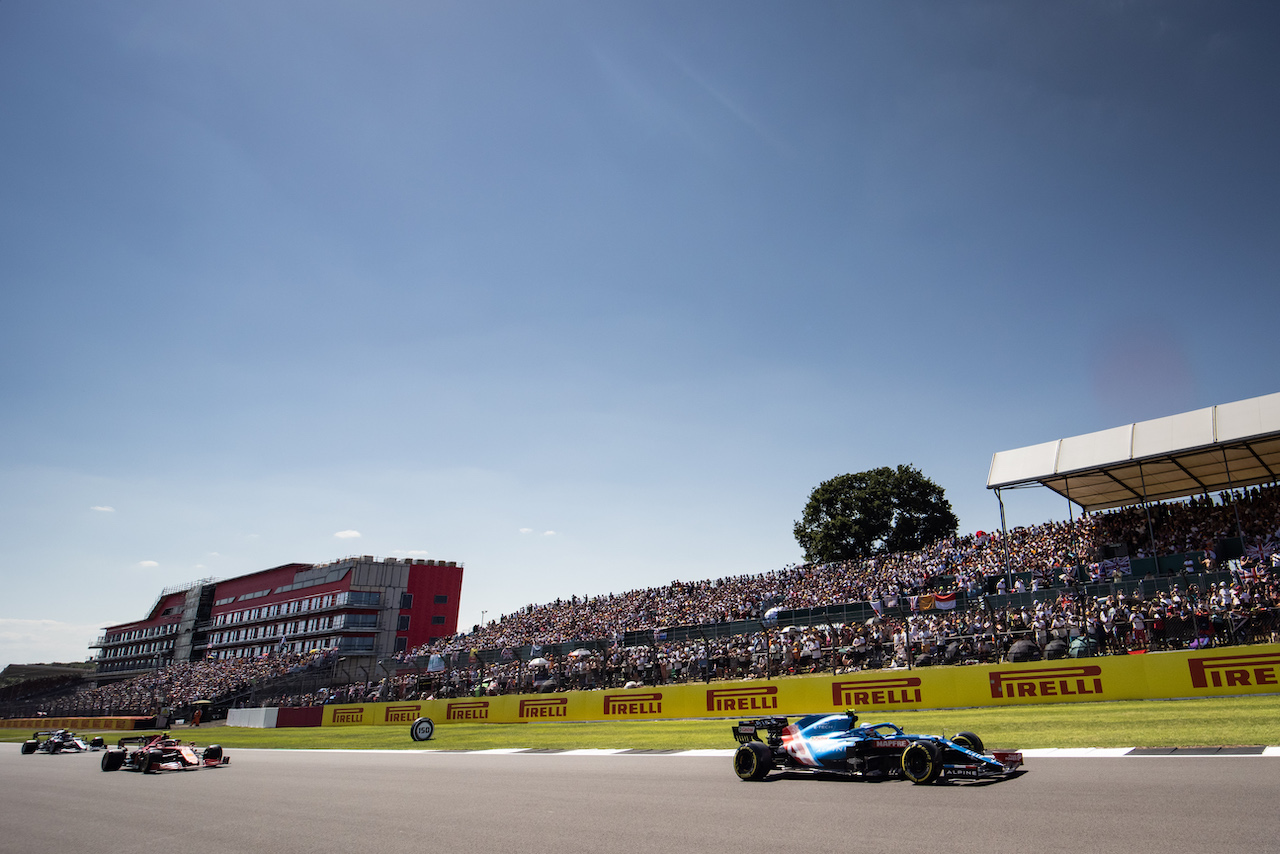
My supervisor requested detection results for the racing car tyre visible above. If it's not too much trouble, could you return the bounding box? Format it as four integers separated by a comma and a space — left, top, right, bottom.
733, 742, 774, 782
204, 744, 223, 763
101, 750, 125, 772
90, 736, 106, 749
901, 741, 942, 784
21, 740, 38, 755
48, 741, 61, 754
410, 717, 435, 742
952, 731, 984, 754
142, 749, 163, 774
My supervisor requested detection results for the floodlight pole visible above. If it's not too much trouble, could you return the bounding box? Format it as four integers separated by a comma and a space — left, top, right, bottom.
996, 487, 1013, 596
1221, 446, 1245, 543
1138, 462, 1158, 559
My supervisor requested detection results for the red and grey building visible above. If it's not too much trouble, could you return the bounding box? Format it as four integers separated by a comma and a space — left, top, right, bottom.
90, 556, 463, 682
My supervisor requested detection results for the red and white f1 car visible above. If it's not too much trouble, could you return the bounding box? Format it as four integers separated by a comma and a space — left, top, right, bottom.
100, 733, 229, 773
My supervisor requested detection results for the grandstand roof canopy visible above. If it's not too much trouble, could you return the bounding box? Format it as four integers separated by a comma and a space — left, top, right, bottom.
987, 392, 1280, 513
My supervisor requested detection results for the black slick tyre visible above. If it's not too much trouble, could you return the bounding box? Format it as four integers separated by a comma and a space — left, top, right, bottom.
21, 740, 38, 755
142, 750, 163, 774
410, 717, 435, 742
204, 745, 223, 764
952, 731, 984, 754
101, 750, 125, 772
733, 742, 773, 781
901, 741, 942, 784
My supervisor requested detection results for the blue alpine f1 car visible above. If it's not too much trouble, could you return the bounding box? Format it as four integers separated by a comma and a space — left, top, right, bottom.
732, 711, 1023, 783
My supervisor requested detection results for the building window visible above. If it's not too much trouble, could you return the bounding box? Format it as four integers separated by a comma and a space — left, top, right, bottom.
394, 637, 408, 653
397, 615, 411, 631
400, 593, 413, 610
434, 594, 448, 604
431, 615, 446, 625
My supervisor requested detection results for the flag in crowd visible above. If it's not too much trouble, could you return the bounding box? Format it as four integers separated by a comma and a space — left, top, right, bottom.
1245, 537, 1278, 561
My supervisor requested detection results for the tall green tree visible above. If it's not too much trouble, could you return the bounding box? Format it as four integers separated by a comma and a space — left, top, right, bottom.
793, 465, 959, 563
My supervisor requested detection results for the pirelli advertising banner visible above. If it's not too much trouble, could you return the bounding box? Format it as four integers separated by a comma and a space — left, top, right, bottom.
320, 643, 1280, 727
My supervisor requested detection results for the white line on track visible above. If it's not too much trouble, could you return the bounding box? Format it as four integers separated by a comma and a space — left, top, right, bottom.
230, 746, 1280, 757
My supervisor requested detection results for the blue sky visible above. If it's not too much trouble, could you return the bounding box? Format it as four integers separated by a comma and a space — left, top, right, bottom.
2, 2, 1278, 668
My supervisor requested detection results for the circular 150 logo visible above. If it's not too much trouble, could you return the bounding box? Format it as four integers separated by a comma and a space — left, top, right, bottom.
410, 717, 435, 742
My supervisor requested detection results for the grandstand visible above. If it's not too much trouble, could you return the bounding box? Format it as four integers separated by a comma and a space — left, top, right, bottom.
89, 556, 463, 684
9, 394, 1279, 719
988, 391, 1280, 513
987, 390, 1280, 580
154, 488, 1280, 708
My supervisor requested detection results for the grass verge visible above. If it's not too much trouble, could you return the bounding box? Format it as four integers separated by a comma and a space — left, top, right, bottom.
4, 695, 1278, 751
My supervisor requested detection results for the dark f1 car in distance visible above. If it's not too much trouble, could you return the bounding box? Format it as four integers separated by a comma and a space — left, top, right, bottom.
20, 729, 106, 754
100, 733, 229, 773
732, 711, 1023, 784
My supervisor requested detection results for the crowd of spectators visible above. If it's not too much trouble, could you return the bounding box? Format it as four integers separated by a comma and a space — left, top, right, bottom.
361, 485, 1280, 697
406, 484, 1279, 646
397, 574, 1277, 698
402, 486, 1280, 659
21, 484, 1280, 713
262, 560, 1280, 704
41, 649, 336, 715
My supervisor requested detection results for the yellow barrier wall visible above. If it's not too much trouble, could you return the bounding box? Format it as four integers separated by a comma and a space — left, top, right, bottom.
320, 644, 1280, 726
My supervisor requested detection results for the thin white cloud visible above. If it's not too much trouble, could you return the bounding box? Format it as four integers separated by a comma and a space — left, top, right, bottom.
542, 530, 557, 537
0, 618, 101, 666
137, 560, 159, 567
519, 528, 534, 534
674, 57, 791, 156
90, 506, 115, 513
334, 530, 362, 539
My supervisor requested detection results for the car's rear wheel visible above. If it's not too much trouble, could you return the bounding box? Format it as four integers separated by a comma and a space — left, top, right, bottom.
952, 731, 984, 754
733, 742, 773, 781
20, 740, 38, 755
101, 750, 125, 772
901, 741, 942, 784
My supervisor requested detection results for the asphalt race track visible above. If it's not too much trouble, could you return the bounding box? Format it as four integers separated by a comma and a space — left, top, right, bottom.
3, 748, 1276, 854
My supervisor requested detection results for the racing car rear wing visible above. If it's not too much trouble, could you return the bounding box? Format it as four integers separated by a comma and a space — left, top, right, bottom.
732, 717, 789, 747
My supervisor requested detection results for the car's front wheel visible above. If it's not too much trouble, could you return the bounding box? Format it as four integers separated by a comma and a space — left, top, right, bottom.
901, 741, 942, 784
952, 731, 984, 754
733, 742, 774, 781
141, 750, 163, 774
